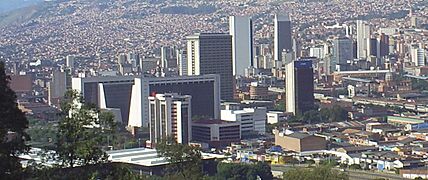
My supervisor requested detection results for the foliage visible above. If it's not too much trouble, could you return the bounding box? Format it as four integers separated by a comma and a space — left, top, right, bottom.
287, 105, 348, 124
216, 162, 273, 180
411, 79, 428, 91
283, 165, 349, 180
26, 118, 57, 149
25, 162, 149, 180
274, 101, 285, 111
55, 90, 117, 168
349, 164, 361, 170
156, 137, 203, 179
0, 61, 29, 179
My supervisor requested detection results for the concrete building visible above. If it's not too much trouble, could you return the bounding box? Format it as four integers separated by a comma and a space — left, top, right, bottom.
309, 46, 325, 59
332, 37, 354, 71
267, 111, 291, 124
146, 93, 191, 148
356, 20, 371, 59
274, 14, 293, 61
229, 16, 253, 76
192, 119, 241, 148
410, 46, 426, 67
48, 70, 67, 107
66, 55, 75, 70
176, 49, 187, 76
221, 107, 267, 136
186, 33, 234, 100
274, 130, 327, 152
72, 74, 220, 127
285, 59, 315, 115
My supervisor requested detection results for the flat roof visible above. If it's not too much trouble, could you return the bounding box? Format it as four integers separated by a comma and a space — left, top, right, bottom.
107, 148, 224, 167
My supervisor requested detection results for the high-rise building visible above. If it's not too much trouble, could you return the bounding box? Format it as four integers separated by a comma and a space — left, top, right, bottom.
274, 14, 293, 61
48, 70, 67, 107
229, 16, 253, 76
66, 55, 75, 70
147, 93, 192, 148
285, 59, 315, 115
176, 49, 187, 76
377, 34, 390, 58
411, 46, 426, 67
186, 33, 234, 100
356, 20, 371, 59
332, 37, 354, 71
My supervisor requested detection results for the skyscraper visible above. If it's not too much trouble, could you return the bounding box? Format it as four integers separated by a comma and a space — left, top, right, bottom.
274, 14, 293, 61
332, 37, 354, 71
356, 20, 371, 59
147, 93, 192, 148
411, 45, 426, 67
285, 59, 314, 115
229, 16, 253, 76
176, 49, 187, 76
48, 70, 67, 107
186, 33, 234, 100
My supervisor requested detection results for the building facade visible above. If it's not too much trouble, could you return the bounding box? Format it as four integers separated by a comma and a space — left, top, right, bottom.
192, 120, 241, 148
221, 107, 267, 136
147, 93, 192, 148
229, 16, 253, 76
186, 33, 234, 100
285, 59, 315, 115
274, 14, 293, 61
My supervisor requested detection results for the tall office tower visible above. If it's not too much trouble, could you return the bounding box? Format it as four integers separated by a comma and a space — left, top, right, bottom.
147, 93, 192, 147
367, 38, 378, 57
48, 70, 67, 107
229, 16, 253, 76
274, 14, 293, 61
285, 59, 314, 115
66, 55, 75, 70
160, 46, 168, 69
377, 34, 390, 58
411, 46, 426, 67
356, 20, 371, 59
186, 33, 234, 100
332, 37, 354, 71
176, 49, 187, 76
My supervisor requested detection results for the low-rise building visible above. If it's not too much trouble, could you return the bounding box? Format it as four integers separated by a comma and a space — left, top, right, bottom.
192, 120, 241, 148
273, 130, 327, 152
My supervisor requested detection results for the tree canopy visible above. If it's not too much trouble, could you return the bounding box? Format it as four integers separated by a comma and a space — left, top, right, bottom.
216, 162, 273, 180
283, 165, 349, 180
0, 61, 29, 179
55, 90, 116, 168
156, 137, 203, 179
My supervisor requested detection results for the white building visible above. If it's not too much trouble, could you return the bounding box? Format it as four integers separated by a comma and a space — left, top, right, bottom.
229, 16, 253, 76
176, 49, 187, 76
221, 107, 267, 136
267, 111, 290, 124
66, 55, 75, 70
147, 93, 191, 147
309, 46, 325, 59
356, 20, 371, 59
410, 46, 426, 67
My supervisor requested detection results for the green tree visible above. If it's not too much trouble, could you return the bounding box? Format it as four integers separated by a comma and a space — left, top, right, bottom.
156, 137, 203, 179
216, 162, 273, 180
0, 61, 29, 179
283, 165, 349, 180
55, 90, 116, 168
